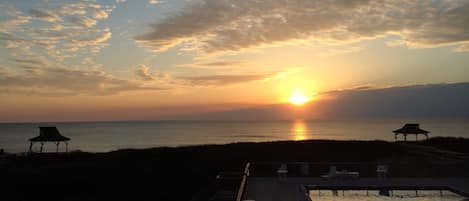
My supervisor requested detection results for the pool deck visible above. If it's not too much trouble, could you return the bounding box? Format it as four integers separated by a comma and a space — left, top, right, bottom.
244, 177, 469, 201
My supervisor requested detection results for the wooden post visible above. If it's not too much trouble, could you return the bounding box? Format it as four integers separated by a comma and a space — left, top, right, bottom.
65, 142, 69, 152
56, 141, 60, 153
40, 142, 44, 153
333, 190, 338, 196
404, 134, 407, 141
301, 163, 310, 176
29, 142, 33, 153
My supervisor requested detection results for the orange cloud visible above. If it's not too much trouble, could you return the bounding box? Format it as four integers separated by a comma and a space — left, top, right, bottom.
135, 0, 469, 54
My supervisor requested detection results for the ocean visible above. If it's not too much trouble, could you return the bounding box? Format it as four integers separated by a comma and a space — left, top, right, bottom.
1, 119, 468, 153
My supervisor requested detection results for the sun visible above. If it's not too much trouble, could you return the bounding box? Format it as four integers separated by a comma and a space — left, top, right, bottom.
289, 91, 309, 106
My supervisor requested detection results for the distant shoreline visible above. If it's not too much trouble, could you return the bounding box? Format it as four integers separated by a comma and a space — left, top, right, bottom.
2, 136, 469, 154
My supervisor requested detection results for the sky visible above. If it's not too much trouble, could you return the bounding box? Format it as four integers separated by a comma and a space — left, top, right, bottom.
1, 0, 469, 122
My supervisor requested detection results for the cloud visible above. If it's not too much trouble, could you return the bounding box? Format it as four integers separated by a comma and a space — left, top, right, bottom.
55, 3, 87, 16
54, 2, 112, 20
177, 82, 469, 120
0, 66, 167, 96
13, 58, 47, 66
454, 43, 469, 52
0, 2, 126, 96
134, 64, 154, 81
134, 64, 170, 82
70, 16, 97, 28
77, 31, 112, 45
148, 0, 161, 4
0, 32, 27, 48
135, 0, 469, 54
315, 82, 469, 119
29, 8, 61, 22
90, 7, 110, 19
177, 72, 276, 86
182, 60, 244, 68
318, 46, 364, 56
0, 10, 31, 32
0, 3, 116, 78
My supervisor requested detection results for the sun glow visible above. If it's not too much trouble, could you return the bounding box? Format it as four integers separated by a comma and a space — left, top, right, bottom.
292, 120, 308, 141
289, 91, 309, 106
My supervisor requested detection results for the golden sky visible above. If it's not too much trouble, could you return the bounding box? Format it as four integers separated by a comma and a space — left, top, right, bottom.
1, 0, 469, 121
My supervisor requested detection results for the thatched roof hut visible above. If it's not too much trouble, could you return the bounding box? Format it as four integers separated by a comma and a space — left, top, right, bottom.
393, 124, 429, 141
29, 127, 71, 153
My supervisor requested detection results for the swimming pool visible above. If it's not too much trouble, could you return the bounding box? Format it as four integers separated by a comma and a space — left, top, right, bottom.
309, 190, 466, 201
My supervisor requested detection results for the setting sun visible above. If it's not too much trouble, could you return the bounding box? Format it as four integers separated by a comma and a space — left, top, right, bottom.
289, 91, 309, 106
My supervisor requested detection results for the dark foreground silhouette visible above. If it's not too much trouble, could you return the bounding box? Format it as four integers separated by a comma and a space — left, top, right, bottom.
1, 137, 468, 201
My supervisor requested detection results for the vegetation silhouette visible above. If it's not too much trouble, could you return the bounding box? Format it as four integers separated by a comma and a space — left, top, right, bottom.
0, 137, 468, 201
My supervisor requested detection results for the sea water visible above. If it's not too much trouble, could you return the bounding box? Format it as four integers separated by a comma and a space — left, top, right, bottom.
0, 119, 468, 153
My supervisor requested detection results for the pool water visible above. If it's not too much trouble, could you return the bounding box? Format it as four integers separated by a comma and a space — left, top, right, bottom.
309, 190, 466, 201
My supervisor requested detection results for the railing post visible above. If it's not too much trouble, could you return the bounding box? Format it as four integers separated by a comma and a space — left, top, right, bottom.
236, 162, 251, 201
299, 185, 313, 201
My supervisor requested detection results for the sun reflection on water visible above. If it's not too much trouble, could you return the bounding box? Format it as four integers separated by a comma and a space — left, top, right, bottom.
292, 120, 309, 141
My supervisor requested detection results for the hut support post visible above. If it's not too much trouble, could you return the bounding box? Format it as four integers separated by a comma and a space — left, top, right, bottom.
56, 141, 60, 153
404, 134, 407, 141
29, 142, 33, 153
65, 142, 68, 152
40, 142, 44, 153
416, 134, 418, 141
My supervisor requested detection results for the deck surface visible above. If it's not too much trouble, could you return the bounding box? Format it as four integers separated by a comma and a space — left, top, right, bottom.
245, 177, 469, 201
